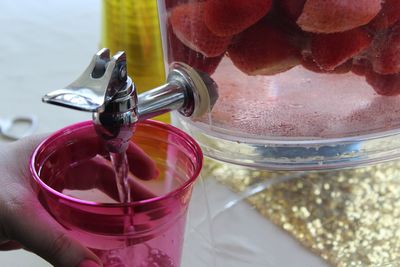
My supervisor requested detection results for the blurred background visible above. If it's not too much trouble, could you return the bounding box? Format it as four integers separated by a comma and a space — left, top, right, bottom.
0, 1, 99, 265
0, 0, 99, 141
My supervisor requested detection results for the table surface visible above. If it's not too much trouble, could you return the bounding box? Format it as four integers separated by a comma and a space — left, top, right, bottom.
0, 1, 328, 266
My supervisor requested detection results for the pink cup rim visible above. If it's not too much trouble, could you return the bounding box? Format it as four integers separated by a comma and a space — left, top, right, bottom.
30, 120, 203, 208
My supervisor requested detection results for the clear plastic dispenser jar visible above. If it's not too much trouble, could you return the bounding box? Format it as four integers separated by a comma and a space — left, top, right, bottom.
157, 1, 400, 266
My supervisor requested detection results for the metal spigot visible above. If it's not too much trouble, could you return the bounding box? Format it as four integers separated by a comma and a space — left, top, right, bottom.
42, 48, 218, 153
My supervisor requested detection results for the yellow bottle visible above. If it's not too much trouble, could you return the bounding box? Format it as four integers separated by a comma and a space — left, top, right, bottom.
101, 0, 169, 122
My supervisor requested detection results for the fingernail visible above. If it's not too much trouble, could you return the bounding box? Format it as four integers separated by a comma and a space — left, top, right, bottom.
78, 259, 101, 267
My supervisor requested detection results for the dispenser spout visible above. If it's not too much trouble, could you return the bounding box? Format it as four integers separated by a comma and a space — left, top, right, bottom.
137, 62, 219, 121
43, 48, 218, 152
43, 48, 137, 153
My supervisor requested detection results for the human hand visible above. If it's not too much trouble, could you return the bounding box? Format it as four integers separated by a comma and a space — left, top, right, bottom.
49, 141, 160, 203
0, 135, 158, 267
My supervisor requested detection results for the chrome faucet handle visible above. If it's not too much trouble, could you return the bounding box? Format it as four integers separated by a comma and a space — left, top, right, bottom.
42, 48, 218, 153
42, 48, 129, 112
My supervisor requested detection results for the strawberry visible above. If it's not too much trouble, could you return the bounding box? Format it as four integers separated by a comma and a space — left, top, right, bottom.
301, 53, 352, 74
366, 70, 400, 96
169, 2, 231, 57
368, 0, 400, 30
351, 58, 371, 76
228, 20, 301, 76
329, 60, 352, 74
165, 0, 181, 10
165, 0, 207, 9
204, 0, 273, 37
277, 0, 307, 22
297, 0, 382, 33
310, 29, 372, 71
370, 24, 400, 75
167, 23, 223, 75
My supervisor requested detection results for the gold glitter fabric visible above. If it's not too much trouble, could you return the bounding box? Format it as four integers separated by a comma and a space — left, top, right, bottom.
203, 158, 400, 267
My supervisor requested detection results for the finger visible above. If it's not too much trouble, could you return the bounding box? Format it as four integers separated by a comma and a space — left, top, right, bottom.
128, 176, 158, 200
63, 158, 115, 190
1, 134, 48, 169
63, 157, 157, 201
12, 134, 48, 153
62, 157, 120, 201
20, 134, 159, 181
5, 197, 102, 267
127, 142, 159, 180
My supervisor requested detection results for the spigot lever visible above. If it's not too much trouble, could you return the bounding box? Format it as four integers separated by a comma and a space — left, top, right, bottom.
42, 48, 129, 112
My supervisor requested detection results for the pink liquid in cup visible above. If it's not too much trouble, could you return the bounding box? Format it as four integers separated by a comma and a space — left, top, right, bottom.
30, 120, 203, 267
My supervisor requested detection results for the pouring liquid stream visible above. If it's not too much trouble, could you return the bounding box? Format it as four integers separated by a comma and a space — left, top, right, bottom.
110, 152, 131, 204
109, 151, 136, 236
109, 149, 176, 267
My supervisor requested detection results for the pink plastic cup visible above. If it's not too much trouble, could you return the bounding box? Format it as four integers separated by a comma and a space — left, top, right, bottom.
30, 120, 203, 267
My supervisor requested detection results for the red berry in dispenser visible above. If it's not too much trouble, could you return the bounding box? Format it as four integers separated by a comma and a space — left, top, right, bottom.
204, 0, 273, 37
368, 0, 400, 30
351, 58, 371, 76
228, 20, 301, 76
297, 0, 382, 33
167, 23, 223, 75
169, 2, 231, 57
301, 53, 352, 74
366, 71, 400, 96
165, 0, 180, 10
370, 24, 400, 75
277, 0, 307, 22
165, 0, 207, 9
310, 29, 372, 71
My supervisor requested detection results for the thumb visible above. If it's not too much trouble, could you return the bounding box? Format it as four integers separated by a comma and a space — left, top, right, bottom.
5, 197, 102, 267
